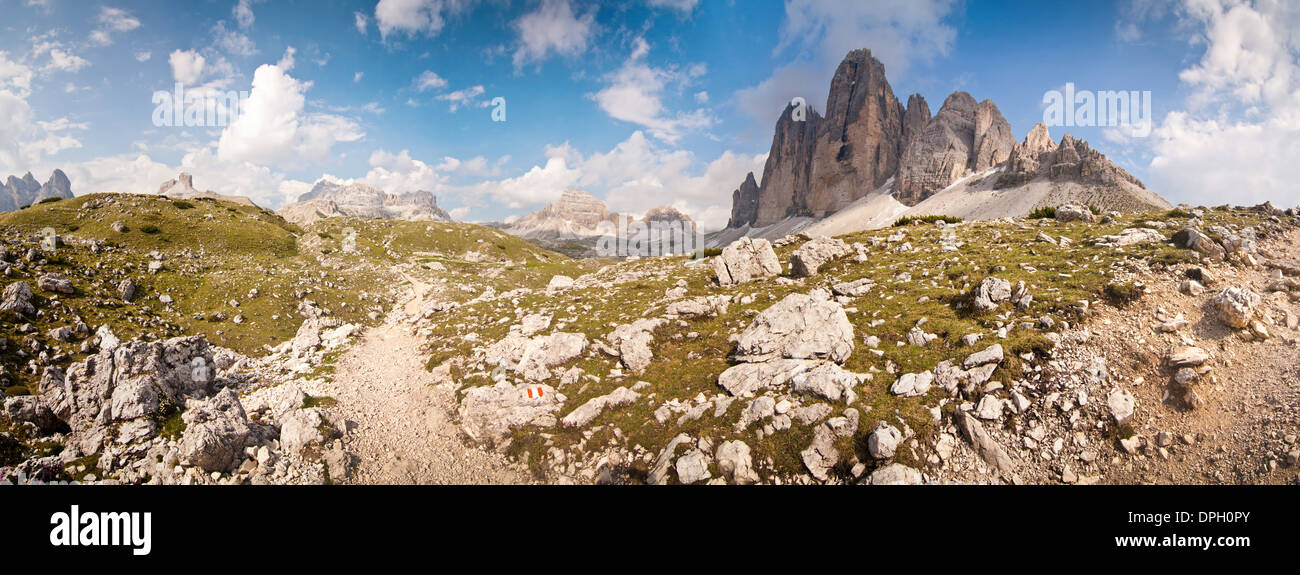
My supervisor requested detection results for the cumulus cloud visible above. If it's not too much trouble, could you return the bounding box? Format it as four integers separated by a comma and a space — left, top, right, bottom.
354, 11, 369, 34
214, 20, 258, 57
234, 0, 256, 29
0, 52, 82, 171
736, 0, 958, 124
169, 50, 206, 85
593, 37, 714, 143
437, 85, 487, 111
513, 0, 597, 71
216, 61, 364, 169
414, 70, 447, 92
90, 6, 141, 46
374, 0, 477, 41
1145, 0, 1300, 208
460, 132, 765, 230
61, 148, 314, 208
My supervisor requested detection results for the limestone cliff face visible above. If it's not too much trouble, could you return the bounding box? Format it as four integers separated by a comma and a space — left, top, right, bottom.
804, 49, 906, 218
278, 179, 451, 225
996, 124, 1146, 191
894, 92, 1014, 206
507, 189, 620, 237
722, 48, 1160, 231
727, 172, 760, 229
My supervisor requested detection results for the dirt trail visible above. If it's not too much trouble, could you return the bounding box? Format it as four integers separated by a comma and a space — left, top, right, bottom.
324, 270, 529, 485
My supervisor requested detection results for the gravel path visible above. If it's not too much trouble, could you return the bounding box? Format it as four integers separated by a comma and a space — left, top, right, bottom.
326, 272, 529, 485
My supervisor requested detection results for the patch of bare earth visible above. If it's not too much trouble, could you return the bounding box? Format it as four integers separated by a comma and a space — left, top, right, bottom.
326, 270, 529, 485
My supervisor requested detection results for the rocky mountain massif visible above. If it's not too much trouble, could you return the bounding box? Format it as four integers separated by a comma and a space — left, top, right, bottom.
157, 172, 258, 207
277, 179, 453, 226
2, 170, 73, 213
723, 49, 1169, 240
2, 188, 1299, 486
499, 188, 698, 258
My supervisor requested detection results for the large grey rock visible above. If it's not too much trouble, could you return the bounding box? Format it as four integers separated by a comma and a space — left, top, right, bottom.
458, 381, 565, 444
953, 410, 1014, 476
3, 395, 62, 434
560, 386, 639, 428
715, 440, 759, 485
1054, 204, 1096, 223
734, 292, 853, 363
39, 336, 216, 445
674, 449, 711, 485
864, 463, 924, 485
279, 407, 345, 460
790, 236, 851, 277
962, 344, 1004, 370
717, 359, 814, 396
800, 408, 859, 481
1173, 228, 1226, 260
713, 237, 781, 286
36, 273, 74, 294
605, 319, 663, 374
866, 422, 902, 460
790, 362, 865, 403
972, 277, 1012, 311
1, 281, 35, 316
1107, 388, 1135, 424
1210, 286, 1260, 329
178, 388, 251, 472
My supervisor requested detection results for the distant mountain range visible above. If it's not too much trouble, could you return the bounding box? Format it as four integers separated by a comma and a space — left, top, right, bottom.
496, 188, 697, 258
1, 169, 73, 212
714, 48, 1170, 245
277, 179, 453, 226
157, 172, 258, 206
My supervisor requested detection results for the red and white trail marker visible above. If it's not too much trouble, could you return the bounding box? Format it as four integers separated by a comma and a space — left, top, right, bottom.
525, 386, 545, 399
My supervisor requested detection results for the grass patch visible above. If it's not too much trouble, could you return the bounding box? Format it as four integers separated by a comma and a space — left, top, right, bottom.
1027, 206, 1056, 219
171, 200, 196, 210
38, 197, 62, 204
1103, 281, 1145, 306
302, 395, 339, 409
140, 224, 160, 234
894, 214, 961, 227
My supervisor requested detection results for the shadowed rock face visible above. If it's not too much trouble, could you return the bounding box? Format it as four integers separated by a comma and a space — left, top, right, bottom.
727, 172, 760, 229
754, 101, 822, 227
894, 92, 1015, 206
805, 49, 906, 218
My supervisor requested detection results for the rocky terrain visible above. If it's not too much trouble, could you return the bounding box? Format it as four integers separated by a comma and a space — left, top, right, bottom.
278, 179, 452, 226
719, 49, 1170, 244
2, 187, 1298, 486
2, 170, 73, 213
157, 172, 257, 207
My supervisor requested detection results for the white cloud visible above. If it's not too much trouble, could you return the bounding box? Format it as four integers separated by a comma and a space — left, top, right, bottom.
437, 85, 486, 111
134, 51, 152, 62
234, 0, 256, 29
1146, 0, 1300, 208
361, 149, 447, 193
647, 0, 699, 13
736, 0, 957, 124
0, 52, 33, 97
414, 70, 447, 92
374, 0, 477, 41
43, 48, 88, 73
277, 46, 297, 72
354, 11, 369, 34
169, 50, 206, 85
354, 72, 364, 82
460, 132, 765, 230
216, 61, 364, 169
214, 20, 258, 56
592, 38, 714, 143
61, 149, 314, 208
90, 6, 141, 46
513, 0, 597, 71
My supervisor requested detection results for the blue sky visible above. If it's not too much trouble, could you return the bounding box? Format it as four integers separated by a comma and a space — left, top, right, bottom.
2, 0, 1297, 229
